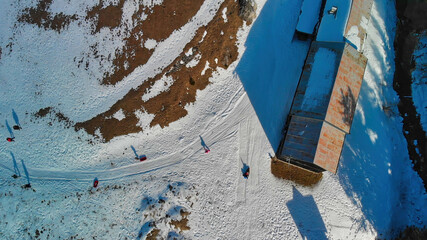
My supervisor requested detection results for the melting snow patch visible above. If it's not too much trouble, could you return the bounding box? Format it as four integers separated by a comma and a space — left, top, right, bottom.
346, 26, 360, 50
144, 39, 157, 50
142, 75, 174, 102
200, 30, 208, 43
113, 109, 126, 121
356, 102, 366, 126
222, 7, 228, 23
141, 0, 164, 7
135, 109, 155, 129
201, 61, 210, 75
185, 48, 193, 57
366, 128, 378, 144
186, 54, 201, 68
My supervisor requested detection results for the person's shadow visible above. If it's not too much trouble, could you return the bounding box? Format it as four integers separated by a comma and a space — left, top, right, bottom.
240, 158, 250, 176
199, 136, 210, 151
286, 186, 327, 240
12, 109, 21, 129
5, 120, 14, 138
131, 145, 140, 159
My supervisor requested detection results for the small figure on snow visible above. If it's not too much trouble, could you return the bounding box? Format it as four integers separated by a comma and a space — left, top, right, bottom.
13, 125, 21, 130
6, 137, 15, 142
199, 136, 210, 154
243, 167, 250, 179
93, 177, 99, 188
139, 155, 147, 161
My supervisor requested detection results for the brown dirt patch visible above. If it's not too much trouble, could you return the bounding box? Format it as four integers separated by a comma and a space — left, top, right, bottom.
170, 209, 190, 232
139, 0, 205, 42
85, 0, 205, 85
34, 107, 52, 118
86, 0, 125, 33
33, 107, 73, 128
76, 0, 244, 142
146, 228, 160, 240
271, 156, 323, 187
18, 0, 77, 33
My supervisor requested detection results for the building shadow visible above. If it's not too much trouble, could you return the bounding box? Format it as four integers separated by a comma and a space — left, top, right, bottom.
235, 0, 311, 150
286, 186, 327, 240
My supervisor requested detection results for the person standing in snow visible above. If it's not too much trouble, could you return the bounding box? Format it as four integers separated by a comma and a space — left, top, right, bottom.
93, 177, 99, 188
6, 137, 15, 142
243, 167, 250, 178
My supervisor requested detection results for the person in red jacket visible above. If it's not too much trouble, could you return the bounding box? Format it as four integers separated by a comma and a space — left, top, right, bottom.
93, 177, 99, 188
243, 167, 250, 179
6, 137, 15, 142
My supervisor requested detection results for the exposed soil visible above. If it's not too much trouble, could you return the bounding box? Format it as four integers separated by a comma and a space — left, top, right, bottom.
18, 0, 77, 33
33, 107, 73, 128
34, 107, 52, 118
86, 0, 126, 34
76, 0, 244, 142
170, 209, 190, 232
271, 157, 323, 187
85, 0, 205, 85
393, 0, 427, 189
146, 228, 160, 240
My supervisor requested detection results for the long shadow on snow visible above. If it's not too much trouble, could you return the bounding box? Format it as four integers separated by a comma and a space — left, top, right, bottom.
235, 0, 311, 150
338, 81, 398, 236
286, 186, 327, 240
337, 2, 404, 236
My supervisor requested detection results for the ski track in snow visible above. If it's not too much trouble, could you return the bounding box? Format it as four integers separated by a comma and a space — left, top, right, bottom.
0, 0, 426, 239
26, 89, 250, 182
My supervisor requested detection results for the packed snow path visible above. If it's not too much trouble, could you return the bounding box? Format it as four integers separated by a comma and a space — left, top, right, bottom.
24, 88, 251, 182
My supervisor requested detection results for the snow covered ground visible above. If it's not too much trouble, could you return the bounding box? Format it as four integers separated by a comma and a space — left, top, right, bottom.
0, 0, 426, 239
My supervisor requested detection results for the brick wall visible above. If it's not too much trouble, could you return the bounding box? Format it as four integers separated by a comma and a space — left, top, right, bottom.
313, 122, 346, 173
325, 44, 367, 133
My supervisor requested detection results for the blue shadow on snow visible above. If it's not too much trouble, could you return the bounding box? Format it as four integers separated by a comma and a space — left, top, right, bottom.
235, 0, 311, 149
5, 120, 14, 138
286, 186, 327, 240
12, 109, 21, 127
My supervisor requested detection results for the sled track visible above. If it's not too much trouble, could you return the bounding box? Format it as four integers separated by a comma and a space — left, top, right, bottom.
23, 89, 252, 183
